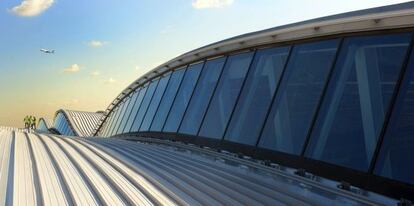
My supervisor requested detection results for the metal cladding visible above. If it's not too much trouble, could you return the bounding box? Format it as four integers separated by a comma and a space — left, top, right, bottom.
0, 129, 397, 205
0, 126, 25, 133
90, 2, 414, 201
94, 1, 414, 133
53, 110, 103, 137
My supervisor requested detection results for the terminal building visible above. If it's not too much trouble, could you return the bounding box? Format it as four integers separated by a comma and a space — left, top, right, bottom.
1, 2, 414, 205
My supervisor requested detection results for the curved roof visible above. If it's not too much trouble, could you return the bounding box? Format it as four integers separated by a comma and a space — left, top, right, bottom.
55, 109, 103, 137
0, 129, 398, 205
0, 126, 25, 133
93, 1, 414, 133
38, 117, 53, 129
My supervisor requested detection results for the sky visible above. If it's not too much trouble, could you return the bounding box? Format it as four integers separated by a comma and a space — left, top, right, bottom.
0, 0, 411, 127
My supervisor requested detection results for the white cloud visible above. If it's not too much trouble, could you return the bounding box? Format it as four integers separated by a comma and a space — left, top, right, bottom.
88, 40, 108, 48
192, 0, 233, 9
135, 66, 141, 71
104, 77, 116, 84
90, 70, 100, 77
63, 64, 80, 73
11, 0, 54, 17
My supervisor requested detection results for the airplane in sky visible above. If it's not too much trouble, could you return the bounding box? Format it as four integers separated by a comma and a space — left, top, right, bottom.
40, 49, 55, 54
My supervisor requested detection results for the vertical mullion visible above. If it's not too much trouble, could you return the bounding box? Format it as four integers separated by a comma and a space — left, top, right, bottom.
127, 84, 150, 132
138, 80, 161, 131
254, 45, 294, 147
368, 33, 414, 173
148, 72, 173, 131
161, 66, 189, 132
299, 38, 344, 156
120, 90, 140, 133
177, 60, 207, 133
196, 56, 229, 137
221, 50, 258, 141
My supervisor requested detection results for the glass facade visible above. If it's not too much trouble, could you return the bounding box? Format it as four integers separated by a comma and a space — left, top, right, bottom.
97, 31, 414, 187
130, 79, 159, 132
374, 49, 414, 184
37, 119, 49, 132
54, 112, 75, 136
179, 57, 226, 135
199, 52, 254, 139
163, 63, 203, 132
225, 46, 290, 145
150, 68, 186, 131
258, 39, 340, 154
305, 33, 411, 171
140, 74, 171, 131
124, 86, 147, 133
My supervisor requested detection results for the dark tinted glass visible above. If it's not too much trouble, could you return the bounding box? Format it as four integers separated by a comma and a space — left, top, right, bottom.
150, 68, 186, 131
258, 39, 340, 154
140, 74, 171, 131
306, 33, 411, 171
117, 91, 140, 134
179, 57, 226, 135
374, 49, 414, 184
163, 63, 203, 132
225, 46, 290, 145
130, 80, 159, 132
199, 52, 254, 139
124, 87, 147, 133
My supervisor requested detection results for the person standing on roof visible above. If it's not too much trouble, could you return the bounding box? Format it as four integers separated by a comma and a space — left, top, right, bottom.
23, 116, 29, 131
31, 116, 36, 130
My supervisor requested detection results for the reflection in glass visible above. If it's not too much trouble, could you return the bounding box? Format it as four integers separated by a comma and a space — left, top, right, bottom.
179, 57, 226, 135
374, 49, 414, 184
199, 52, 254, 139
123, 87, 147, 133
258, 39, 340, 154
150, 68, 186, 131
116, 91, 140, 134
163, 63, 203, 132
140, 74, 171, 131
306, 33, 411, 171
225, 46, 290, 145
131, 80, 159, 132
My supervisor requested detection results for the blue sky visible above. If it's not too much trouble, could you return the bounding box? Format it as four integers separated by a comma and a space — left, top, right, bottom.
0, 0, 410, 127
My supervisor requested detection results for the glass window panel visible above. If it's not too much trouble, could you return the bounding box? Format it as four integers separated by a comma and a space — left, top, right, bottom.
140, 74, 171, 131
117, 91, 140, 134
199, 52, 254, 139
105, 109, 118, 136
179, 57, 226, 135
109, 103, 125, 136
123, 87, 147, 133
225, 46, 290, 145
150, 68, 186, 131
258, 39, 340, 154
163, 63, 204, 132
305, 33, 411, 171
131, 80, 159, 132
113, 97, 132, 135
102, 113, 115, 137
374, 49, 414, 184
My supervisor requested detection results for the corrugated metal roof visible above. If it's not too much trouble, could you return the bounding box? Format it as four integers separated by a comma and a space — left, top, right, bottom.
55, 110, 103, 137
39, 118, 53, 129
0, 128, 397, 205
0, 126, 25, 133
